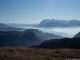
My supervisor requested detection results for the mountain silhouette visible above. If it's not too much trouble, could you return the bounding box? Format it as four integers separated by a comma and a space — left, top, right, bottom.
24, 29, 63, 40
0, 23, 9, 28
32, 37, 80, 49
0, 23, 24, 31
38, 19, 80, 27
0, 29, 62, 47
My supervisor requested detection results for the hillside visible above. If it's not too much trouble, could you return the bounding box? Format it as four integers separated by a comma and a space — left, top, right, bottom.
74, 32, 80, 38
0, 29, 62, 47
0, 47, 80, 60
32, 37, 80, 49
0, 31, 41, 47
24, 29, 63, 40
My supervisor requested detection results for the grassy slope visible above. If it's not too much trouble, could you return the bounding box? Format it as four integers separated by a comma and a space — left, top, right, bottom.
0, 47, 80, 60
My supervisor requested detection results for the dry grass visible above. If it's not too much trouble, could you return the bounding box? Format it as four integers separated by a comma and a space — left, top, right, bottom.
0, 47, 80, 60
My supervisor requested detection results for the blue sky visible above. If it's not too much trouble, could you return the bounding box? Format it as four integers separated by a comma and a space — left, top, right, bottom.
0, 0, 80, 23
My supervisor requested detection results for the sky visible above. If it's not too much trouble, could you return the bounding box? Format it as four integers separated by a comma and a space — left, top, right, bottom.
0, 0, 80, 24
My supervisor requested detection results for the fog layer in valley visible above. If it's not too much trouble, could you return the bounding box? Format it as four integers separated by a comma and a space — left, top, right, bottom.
19, 26, 80, 38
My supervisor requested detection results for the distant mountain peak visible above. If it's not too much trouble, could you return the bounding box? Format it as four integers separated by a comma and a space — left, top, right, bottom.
38, 19, 80, 27
0, 23, 9, 28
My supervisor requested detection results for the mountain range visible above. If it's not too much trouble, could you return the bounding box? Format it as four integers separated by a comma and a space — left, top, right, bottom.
38, 19, 80, 27
0, 22, 80, 49
0, 23, 25, 31
0, 28, 63, 47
